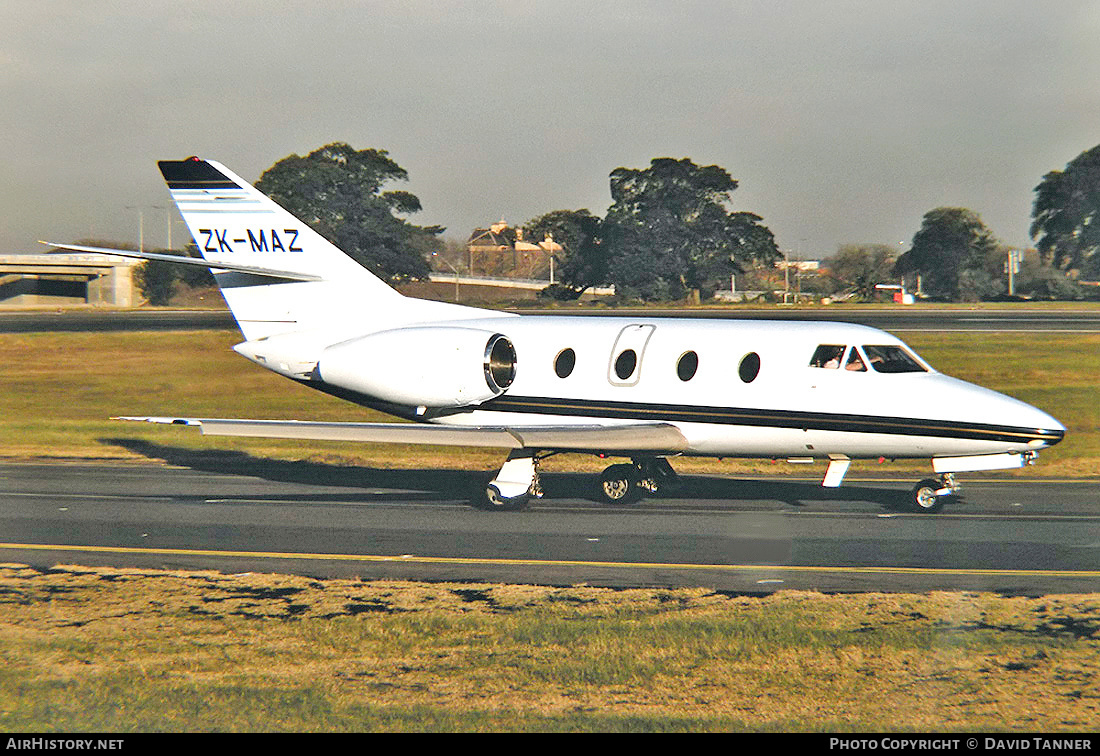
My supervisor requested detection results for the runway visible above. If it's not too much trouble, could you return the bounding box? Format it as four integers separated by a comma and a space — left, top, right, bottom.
1, 461, 1097, 593
1, 307, 1099, 333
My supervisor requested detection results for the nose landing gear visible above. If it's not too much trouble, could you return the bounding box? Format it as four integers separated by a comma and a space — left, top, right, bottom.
910, 473, 961, 513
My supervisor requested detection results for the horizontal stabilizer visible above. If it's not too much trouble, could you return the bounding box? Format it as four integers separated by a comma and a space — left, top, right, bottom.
39, 242, 323, 282
115, 417, 689, 453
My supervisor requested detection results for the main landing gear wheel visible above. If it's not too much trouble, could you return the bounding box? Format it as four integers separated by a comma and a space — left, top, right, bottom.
910, 474, 960, 514
598, 463, 642, 505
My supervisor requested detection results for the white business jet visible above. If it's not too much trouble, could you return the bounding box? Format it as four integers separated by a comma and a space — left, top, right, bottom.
46, 158, 1065, 513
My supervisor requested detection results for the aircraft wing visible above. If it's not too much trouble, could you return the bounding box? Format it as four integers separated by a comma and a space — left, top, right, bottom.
39, 242, 323, 282
116, 417, 690, 453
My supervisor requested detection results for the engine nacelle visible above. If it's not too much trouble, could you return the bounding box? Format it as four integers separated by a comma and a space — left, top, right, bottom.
317, 326, 516, 408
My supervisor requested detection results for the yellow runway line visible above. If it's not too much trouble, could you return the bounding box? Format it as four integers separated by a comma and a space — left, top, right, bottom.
1, 542, 1099, 579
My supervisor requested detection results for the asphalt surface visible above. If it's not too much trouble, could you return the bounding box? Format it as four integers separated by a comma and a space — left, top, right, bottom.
1, 307, 1099, 333
1, 461, 1096, 594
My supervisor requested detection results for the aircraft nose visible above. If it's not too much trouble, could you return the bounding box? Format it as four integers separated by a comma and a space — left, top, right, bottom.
936, 376, 1065, 448
1029, 407, 1065, 448
991, 389, 1064, 448
990, 392, 1064, 449
998, 388, 1065, 447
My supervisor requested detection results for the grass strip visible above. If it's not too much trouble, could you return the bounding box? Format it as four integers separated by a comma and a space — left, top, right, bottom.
0, 564, 1097, 732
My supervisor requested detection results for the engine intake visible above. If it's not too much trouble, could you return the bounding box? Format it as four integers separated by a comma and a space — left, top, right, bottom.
484, 333, 516, 393
318, 326, 517, 408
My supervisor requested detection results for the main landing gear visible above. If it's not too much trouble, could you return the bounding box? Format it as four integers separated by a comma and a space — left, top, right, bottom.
910, 473, 961, 514
480, 454, 679, 510
597, 458, 679, 505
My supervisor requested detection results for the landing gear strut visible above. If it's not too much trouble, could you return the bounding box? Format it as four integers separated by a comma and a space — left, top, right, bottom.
910, 473, 960, 514
483, 453, 542, 511
597, 458, 678, 505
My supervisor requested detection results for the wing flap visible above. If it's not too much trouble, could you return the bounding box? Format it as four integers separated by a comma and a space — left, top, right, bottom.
116, 417, 688, 453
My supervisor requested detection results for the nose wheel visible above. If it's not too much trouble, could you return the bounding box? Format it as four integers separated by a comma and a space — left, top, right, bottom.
910, 474, 960, 513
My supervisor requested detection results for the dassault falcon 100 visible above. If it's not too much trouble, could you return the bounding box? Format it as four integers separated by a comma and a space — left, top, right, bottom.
45, 157, 1065, 513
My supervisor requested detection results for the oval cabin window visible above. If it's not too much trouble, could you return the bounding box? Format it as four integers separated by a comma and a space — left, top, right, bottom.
614, 349, 638, 380
677, 351, 699, 381
554, 348, 576, 378
738, 352, 760, 383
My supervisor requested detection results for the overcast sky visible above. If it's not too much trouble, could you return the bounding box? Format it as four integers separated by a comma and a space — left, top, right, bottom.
3, 1, 1099, 258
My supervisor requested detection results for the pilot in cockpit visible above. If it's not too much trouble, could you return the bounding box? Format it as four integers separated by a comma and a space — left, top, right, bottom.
810, 344, 845, 369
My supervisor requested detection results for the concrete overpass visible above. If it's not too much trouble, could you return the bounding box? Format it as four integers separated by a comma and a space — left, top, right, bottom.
0, 253, 142, 306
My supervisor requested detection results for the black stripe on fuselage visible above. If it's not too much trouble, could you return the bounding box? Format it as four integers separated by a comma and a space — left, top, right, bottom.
480, 395, 1063, 445
294, 378, 1062, 446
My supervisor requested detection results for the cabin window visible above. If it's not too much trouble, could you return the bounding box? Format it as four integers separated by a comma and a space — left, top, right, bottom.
738, 352, 760, 383
677, 351, 699, 381
862, 345, 927, 373
614, 349, 638, 380
809, 344, 845, 369
554, 348, 576, 378
845, 347, 867, 372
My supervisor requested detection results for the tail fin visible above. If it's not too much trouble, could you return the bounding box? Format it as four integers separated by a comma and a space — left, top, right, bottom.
160, 157, 406, 340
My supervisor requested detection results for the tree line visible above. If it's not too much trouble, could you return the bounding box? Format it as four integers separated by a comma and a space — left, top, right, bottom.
138, 141, 1100, 304
252, 144, 783, 304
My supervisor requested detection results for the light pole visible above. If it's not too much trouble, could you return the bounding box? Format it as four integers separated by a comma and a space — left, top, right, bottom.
783, 249, 790, 304
1005, 249, 1022, 296
125, 206, 145, 252
125, 204, 169, 251
433, 253, 461, 302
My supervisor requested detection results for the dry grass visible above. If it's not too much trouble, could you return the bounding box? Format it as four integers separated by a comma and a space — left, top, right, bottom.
0, 564, 1097, 732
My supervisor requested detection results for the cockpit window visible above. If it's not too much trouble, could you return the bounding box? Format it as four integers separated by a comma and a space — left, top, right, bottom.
809, 345, 845, 369
845, 347, 867, 372
862, 345, 927, 373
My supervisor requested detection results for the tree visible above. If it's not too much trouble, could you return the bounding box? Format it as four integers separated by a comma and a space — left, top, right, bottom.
135, 244, 214, 305
522, 209, 606, 300
1016, 258, 1085, 300
894, 207, 1003, 301
255, 142, 439, 282
823, 244, 897, 302
1031, 143, 1100, 277
601, 158, 779, 301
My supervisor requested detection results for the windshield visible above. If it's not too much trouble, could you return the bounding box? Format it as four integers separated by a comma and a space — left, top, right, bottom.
862, 345, 927, 373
